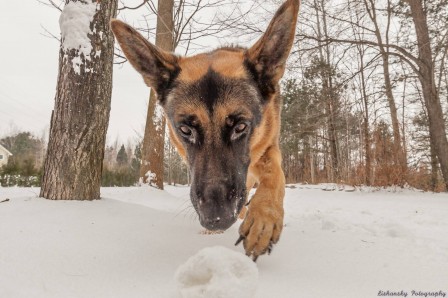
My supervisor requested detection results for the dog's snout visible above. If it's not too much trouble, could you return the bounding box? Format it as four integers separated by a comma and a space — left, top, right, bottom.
202, 184, 226, 202
200, 213, 235, 231
194, 183, 240, 231
203, 216, 222, 229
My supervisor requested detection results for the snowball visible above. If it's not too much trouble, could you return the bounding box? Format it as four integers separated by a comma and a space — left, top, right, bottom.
175, 246, 258, 298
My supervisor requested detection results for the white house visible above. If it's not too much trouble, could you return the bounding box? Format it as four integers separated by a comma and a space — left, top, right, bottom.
0, 144, 13, 167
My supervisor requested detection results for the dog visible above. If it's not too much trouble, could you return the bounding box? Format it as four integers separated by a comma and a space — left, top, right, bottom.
111, 0, 300, 261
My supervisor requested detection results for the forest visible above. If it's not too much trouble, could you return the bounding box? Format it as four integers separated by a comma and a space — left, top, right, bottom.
281, 0, 448, 192
0, 0, 447, 194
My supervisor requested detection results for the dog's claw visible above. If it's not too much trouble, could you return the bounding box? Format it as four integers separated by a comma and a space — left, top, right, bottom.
237, 201, 283, 261
267, 241, 274, 255
235, 235, 245, 246
238, 238, 274, 261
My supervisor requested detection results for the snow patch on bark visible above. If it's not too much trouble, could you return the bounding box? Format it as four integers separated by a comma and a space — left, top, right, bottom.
138, 170, 157, 187
59, 1, 99, 75
153, 103, 164, 132
145, 170, 156, 182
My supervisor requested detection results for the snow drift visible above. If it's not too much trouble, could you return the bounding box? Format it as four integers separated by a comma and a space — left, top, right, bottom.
0, 184, 447, 297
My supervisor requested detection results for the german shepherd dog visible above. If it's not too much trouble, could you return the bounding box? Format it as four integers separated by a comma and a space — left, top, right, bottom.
111, 0, 300, 261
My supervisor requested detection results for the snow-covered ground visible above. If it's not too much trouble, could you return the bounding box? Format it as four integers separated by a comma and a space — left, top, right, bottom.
0, 185, 447, 298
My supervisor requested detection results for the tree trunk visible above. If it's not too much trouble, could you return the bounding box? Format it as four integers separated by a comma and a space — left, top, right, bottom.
364, 0, 406, 184
314, 0, 339, 182
359, 50, 372, 186
139, 0, 174, 189
407, 0, 448, 190
327, 98, 339, 182
310, 143, 315, 184
40, 0, 117, 200
430, 135, 439, 191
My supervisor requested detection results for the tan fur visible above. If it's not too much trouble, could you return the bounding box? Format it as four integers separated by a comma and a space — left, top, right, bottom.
167, 122, 187, 160
178, 50, 248, 82
214, 102, 254, 126
173, 103, 210, 128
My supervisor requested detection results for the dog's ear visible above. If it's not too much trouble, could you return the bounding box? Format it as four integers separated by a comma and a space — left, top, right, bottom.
246, 0, 300, 98
110, 19, 178, 98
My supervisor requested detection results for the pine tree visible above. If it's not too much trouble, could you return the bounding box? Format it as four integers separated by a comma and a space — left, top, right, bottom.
116, 145, 128, 166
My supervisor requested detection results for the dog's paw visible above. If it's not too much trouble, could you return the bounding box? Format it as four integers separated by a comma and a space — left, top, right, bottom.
235, 202, 284, 261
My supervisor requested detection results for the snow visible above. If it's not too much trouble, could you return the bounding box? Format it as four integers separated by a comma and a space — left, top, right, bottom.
145, 170, 156, 181
140, 170, 157, 186
175, 246, 258, 298
0, 184, 447, 298
153, 104, 165, 132
59, 1, 98, 74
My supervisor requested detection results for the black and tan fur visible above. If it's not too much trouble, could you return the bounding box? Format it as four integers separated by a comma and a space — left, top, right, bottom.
111, 0, 300, 261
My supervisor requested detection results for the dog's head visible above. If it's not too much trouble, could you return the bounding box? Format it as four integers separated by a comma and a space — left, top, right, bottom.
111, 0, 299, 230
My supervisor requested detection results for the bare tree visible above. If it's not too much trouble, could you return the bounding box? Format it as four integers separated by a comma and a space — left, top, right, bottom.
405, 0, 448, 189
314, 0, 340, 182
297, 0, 448, 190
362, 0, 407, 181
138, 0, 175, 189
40, 0, 118, 200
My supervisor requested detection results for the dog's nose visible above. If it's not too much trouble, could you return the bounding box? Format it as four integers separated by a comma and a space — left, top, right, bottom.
202, 184, 226, 202
196, 184, 238, 231
203, 216, 221, 229
201, 214, 236, 231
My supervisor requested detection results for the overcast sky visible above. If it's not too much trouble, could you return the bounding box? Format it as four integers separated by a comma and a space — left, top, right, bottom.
0, 1, 164, 144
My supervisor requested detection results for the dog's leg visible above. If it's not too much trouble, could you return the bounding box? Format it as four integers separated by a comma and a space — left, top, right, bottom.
238, 174, 258, 219
237, 145, 285, 261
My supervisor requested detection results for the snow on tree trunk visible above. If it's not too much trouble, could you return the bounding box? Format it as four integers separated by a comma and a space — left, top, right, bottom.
139, 0, 174, 190
40, 0, 118, 200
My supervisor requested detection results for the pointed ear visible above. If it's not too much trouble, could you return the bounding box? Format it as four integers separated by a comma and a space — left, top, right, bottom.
110, 19, 179, 99
246, 0, 300, 98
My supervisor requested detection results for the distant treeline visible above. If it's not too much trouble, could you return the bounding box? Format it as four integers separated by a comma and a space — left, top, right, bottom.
0, 131, 189, 187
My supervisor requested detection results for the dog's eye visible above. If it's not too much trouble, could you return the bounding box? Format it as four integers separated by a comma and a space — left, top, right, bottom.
235, 123, 247, 133
179, 125, 192, 136
231, 122, 248, 141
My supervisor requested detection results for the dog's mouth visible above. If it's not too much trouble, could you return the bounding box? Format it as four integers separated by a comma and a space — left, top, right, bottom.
192, 187, 246, 231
